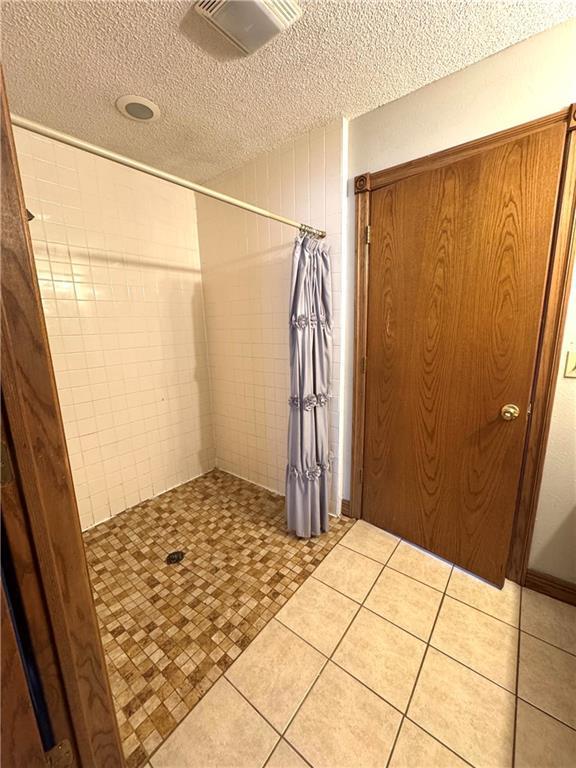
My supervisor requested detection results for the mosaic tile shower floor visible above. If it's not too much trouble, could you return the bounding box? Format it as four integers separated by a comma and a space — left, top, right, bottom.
84, 470, 353, 768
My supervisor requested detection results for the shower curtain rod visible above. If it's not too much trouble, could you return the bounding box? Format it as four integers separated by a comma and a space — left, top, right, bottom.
11, 114, 327, 239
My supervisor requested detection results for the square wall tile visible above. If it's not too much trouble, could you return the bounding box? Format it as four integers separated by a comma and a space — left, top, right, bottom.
14, 125, 214, 531
196, 121, 345, 498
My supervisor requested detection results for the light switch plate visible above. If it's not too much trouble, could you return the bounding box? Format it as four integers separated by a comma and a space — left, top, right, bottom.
564, 349, 576, 378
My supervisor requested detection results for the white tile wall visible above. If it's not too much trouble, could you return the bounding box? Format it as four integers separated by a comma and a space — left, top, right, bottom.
197, 120, 346, 512
14, 127, 215, 530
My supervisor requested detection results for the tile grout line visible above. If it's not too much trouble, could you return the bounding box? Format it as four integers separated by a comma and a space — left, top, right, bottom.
338, 538, 400, 567
275, 654, 332, 748
356, 537, 403, 606
140, 496, 354, 767
269, 615, 333, 659
402, 716, 476, 768
274, 538, 530, 766
261, 735, 314, 768
515, 695, 576, 733
427, 644, 517, 696
333, 536, 413, 768
151, 520, 574, 768
445, 592, 521, 629
223, 675, 284, 739
319, 655, 475, 764
519, 627, 576, 658
339, 539, 533, 638
271, 530, 373, 750
150, 544, 351, 768
359, 598, 432, 644
275, 535, 401, 764
385, 564, 455, 768
512, 587, 523, 768
385, 562, 447, 593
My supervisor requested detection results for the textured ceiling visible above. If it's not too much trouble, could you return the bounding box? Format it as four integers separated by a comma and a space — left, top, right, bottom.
3, 1, 576, 181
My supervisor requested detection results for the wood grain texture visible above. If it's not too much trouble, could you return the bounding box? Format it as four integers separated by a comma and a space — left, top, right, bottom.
350, 188, 370, 518
1, 417, 76, 757
368, 108, 569, 191
1, 581, 46, 768
362, 123, 566, 586
507, 126, 576, 582
524, 570, 576, 607
1, 72, 124, 766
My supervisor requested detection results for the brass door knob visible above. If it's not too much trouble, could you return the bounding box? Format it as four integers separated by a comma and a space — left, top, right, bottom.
501, 404, 520, 421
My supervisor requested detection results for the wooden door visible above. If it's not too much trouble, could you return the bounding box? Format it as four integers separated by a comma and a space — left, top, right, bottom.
361, 122, 566, 585
1, 582, 46, 768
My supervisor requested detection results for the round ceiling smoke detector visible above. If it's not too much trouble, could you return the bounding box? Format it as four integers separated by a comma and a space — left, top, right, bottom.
115, 95, 160, 123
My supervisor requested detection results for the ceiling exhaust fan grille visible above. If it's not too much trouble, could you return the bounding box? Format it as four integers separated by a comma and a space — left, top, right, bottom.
261, 0, 301, 24
194, 0, 302, 54
196, 0, 226, 13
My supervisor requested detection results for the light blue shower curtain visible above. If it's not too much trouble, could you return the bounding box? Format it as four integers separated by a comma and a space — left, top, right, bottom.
286, 235, 332, 538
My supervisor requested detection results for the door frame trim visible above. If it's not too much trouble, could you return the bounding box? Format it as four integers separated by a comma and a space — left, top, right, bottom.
351, 106, 576, 586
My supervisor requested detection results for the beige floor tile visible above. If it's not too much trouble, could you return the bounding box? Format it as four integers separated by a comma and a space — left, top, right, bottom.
285, 662, 401, 768
447, 568, 520, 626
408, 648, 515, 768
521, 588, 576, 655
333, 607, 425, 711
151, 677, 277, 768
266, 740, 309, 768
515, 699, 576, 768
387, 541, 452, 591
226, 619, 325, 732
339, 520, 399, 563
518, 633, 576, 728
311, 544, 383, 602
365, 568, 443, 641
389, 720, 469, 768
276, 577, 358, 656
430, 596, 518, 691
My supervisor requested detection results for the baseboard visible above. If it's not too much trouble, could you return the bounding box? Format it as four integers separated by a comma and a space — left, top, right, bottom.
341, 499, 351, 517
524, 569, 576, 607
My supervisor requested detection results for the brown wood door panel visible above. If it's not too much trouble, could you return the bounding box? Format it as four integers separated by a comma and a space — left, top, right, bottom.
2, 416, 76, 754
1, 582, 46, 768
362, 122, 566, 585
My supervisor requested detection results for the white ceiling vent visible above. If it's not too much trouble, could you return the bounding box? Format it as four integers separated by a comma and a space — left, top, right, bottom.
194, 0, 302, 55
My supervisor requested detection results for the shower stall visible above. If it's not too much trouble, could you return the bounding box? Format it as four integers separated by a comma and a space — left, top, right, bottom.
12, 117, 347, 766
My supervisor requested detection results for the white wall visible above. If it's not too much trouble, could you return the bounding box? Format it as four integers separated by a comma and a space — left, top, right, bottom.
345, 20, 576, 576
529, 267, 576, 583
196, 120, 347, 512
15, 127, 214, 530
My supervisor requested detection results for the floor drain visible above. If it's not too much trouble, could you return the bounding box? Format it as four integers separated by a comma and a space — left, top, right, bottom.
166, 550, 184, 565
